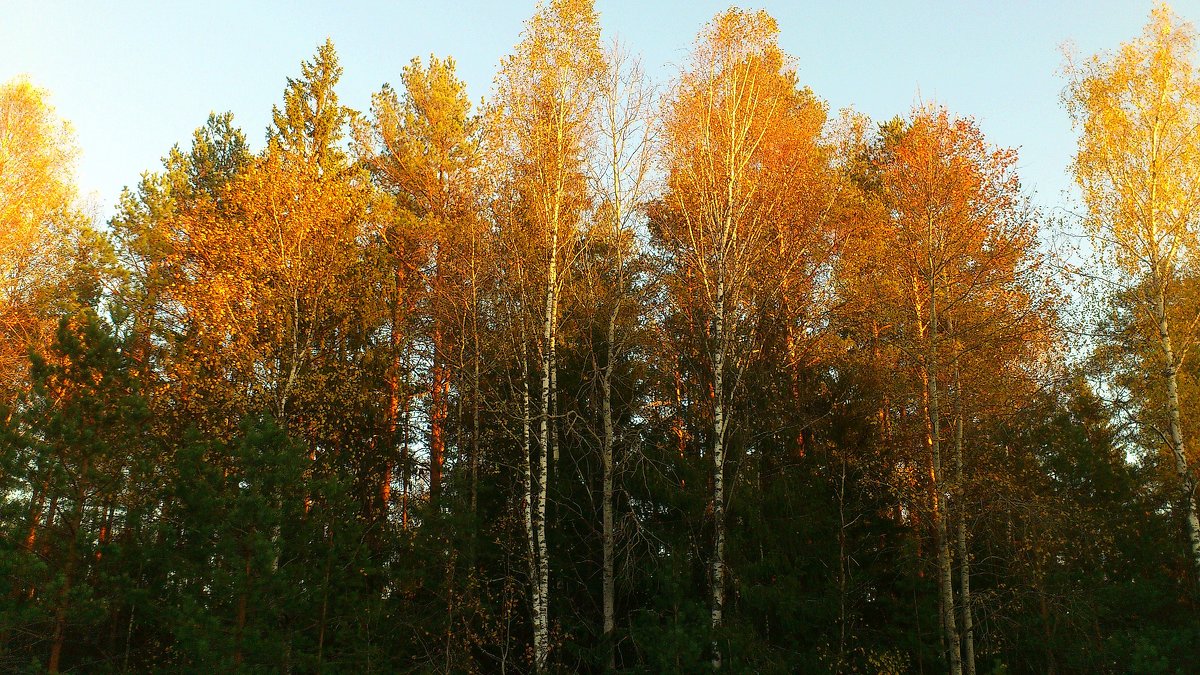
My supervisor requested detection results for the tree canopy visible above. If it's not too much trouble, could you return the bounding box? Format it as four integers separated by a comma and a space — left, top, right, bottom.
2, 3, 1199, 673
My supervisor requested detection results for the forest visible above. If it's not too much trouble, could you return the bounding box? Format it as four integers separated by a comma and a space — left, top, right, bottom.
2, 1, 1200, 672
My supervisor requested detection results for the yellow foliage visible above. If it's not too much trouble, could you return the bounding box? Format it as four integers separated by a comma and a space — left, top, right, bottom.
0, 78, 88, 403
1065, 3, 1200, 279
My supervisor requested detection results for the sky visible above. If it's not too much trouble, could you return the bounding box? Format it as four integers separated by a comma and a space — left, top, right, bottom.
1, 0, 1192, 221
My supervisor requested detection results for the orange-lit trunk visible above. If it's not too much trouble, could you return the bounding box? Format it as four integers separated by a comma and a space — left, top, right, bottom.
24, 476, 49, 551
385, 365, 398, 518
381, 460, 393, 513
401, 372, 411, 530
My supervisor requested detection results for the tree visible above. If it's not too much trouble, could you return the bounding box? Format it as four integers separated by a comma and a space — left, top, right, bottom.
358, 54, 483, 506
839, 105, 1053, 675
1065, 2, 1200, 578
588, 39, 654, 670
0, 310, 153, 672
270, 39, 347, 175
0, 78, 95, 407
490, 1, 603, 669
110, 112, 252, 408
651, 8, 836, 668
356, 53, 493, 670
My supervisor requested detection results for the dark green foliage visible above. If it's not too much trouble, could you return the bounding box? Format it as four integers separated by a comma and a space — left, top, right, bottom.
0, 309, 154, 671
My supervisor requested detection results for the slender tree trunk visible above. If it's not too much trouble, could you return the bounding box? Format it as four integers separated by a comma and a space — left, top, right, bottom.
526, 175, 563, 671
445, 551, 458, 673
1154, 288, 1200, 577
674, 368, 687, 484
1039, 576, 1057, 675
402, 341, 412, 530
123, 602, 135, 673
430, 326, 448, 500
522, 335, 535, 580
10, 468, 50, 618
317, 529, 333, 672
953, 355, 975, 675
550, 341, 558, 471
471, 247, 482, 519
602, 302, 619, 671
47, 562, 73, 673
532, 225, 556, 672
522, 331, 548, 673
837, 452, 849, 671
96, 501, 113, 562
925, 279, 962, 675
711, 273, 727, 671
384, 263, 403, 520
471, 341, 480, 518
24, 471, 49, 551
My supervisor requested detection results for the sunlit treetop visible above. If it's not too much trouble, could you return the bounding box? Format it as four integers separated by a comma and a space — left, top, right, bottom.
1064, 2, 1200, 278
269, 38, 350, 174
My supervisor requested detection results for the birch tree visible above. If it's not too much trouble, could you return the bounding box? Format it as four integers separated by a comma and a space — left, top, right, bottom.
0, 79, 92, 407
652, 9, 832, 667
584, 39, 654, 670
852, 105, 1051, 675
1065, 3, 1200, 576
491, 0, 602, 669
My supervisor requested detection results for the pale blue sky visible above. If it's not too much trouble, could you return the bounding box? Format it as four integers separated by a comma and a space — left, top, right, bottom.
1, 1, 1188, 219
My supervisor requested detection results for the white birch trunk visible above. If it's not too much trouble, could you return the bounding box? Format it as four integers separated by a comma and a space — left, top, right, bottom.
953, 355, 975, 675
711, 273, 727, 671
531, 205, 558, 673
1154, 289, 1200, 576
521, 337, 547, 674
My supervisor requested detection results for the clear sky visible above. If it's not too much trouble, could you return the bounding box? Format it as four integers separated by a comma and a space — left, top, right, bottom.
1, 0, 1191, 220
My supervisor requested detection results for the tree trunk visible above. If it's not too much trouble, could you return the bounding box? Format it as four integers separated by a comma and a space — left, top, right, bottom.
711, 273, 727, 671
836, 452, 849, 671
11, 468, 50, 614
384, 262, 403, 522
24, 470, 49, 552
953, 356, 975, 675
523, 330, 549, 674
602, 302, 618, 671
471, 248, 481, 519
550, 341, 558, 471
317, 549, 331, 670
1154, 288, 1200, 578
123, 602, 135, 673
430, 327, 448, 500
1039, 577, 1057, 675
529, 186, 560, 672
471, 341, 480, 518
925, 279, 961, 675
402, 341, 413, 530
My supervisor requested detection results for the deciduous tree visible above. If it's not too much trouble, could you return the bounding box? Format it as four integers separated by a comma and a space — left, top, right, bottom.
1065, 2, 1200, 577
491, 1, 603, 668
